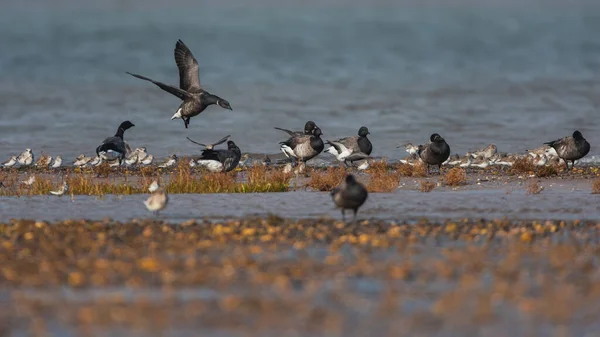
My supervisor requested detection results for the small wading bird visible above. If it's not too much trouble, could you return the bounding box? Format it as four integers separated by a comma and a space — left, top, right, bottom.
187, 135, 241, 172
50, 180, 69, 196
418, 133, 451, 174
2, 156, 17, 168
144, 183, 169, 216
50, 156, 62, 169
544, 130, 590, 170
17, 149, 34, 166
96, 121, 135, 165
126, 39, 232, 129
158, 154, 178, 168
331, 174, 368, 223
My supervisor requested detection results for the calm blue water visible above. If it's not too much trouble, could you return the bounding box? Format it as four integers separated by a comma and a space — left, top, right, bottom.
1, 1, 600, 163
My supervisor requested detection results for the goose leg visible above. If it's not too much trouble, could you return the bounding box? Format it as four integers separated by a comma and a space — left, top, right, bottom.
564, 160, 569, 171
341, 209, 345, 222
352, 209, 358, 223
571, 160, 575, 170
183, 118, 190, 129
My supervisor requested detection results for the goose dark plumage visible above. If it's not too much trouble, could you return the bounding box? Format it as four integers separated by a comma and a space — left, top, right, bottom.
544, 130, 590, 170
279, 126, 324, 162
330, 174, 368, 222
195, 140, 242, 172
126, 39, 232, 129
274, 121, 317, 137
325, 126, 372, 161
96, 121, 135, 164
418, 133, 451, 173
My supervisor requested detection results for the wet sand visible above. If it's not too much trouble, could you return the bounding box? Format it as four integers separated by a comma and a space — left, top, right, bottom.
2, 217, 600, 336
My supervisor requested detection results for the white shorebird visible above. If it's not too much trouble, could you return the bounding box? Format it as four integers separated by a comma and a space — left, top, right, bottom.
144, 185, 168, 216
469, 144, 497, 159
140, 154, 153, 166
89, 156, 103, 166
50, 156, 62, 169
17, 149, 34, 166
21, 175, 36, 186
533, 154, 548, 167
134, 147, 148, 162
124, 153, 138, 166
50, 180, 69, 196
148, 180, 159, 193
3, 156, 17, 168
189, 159, 197, 168
356, 160, 370, 170
158, 154, 177, 168
398, 143, 419, 156
73, 154, 92, 167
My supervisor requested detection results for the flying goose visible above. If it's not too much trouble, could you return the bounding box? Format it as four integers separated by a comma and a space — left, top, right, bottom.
417, 133, 451, 174
544, 130, 590, 170
330, 174, 368, 223
96, 121, 135, 164
188, 136, 241, 172
280, 126, 324, 163
324, 126, 372, 161
126, 40, 232, 129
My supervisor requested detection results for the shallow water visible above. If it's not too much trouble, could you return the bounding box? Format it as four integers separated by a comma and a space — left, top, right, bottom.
2, 186, 599, 222
1, 0, 600, 162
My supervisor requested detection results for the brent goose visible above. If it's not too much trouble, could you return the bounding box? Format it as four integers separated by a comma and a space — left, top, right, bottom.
544, 130, 590, 170
418, 133, 451, 173
188, 136, 241, 172
127, 40, 232, 129
2, 156, 17, 168
325, 126, 372, 160
274, 121, 317, 137
280, 126, 324, 163
50, 180, 69, 196
144, 185, 169, 216
158, 154, 178, 168
96, 121, 135, 164
17, 149, 34, 166
330, 174, 368, 223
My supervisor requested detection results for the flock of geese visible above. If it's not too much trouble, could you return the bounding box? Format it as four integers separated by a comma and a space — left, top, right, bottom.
1, 39, 594, 221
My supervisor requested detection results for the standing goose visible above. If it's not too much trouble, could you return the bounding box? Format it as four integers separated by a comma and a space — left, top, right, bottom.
418, 133, 451, 173
188, 136, 241, 172
325, 126, 372, 161
126, 39, 232, 129
274, 121, 317, 137
279, 126, 324, 163
330, 174, 368, 223
96, 121, 135, 164
544, 130, 590, 170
